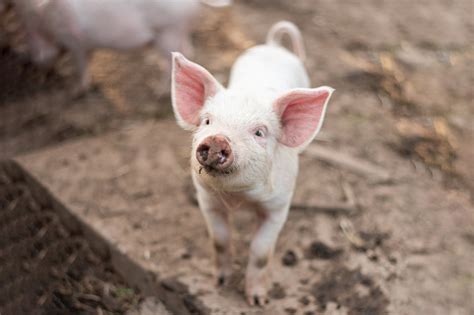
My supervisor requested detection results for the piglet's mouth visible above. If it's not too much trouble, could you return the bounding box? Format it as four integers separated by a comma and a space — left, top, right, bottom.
198, 165, 235, 177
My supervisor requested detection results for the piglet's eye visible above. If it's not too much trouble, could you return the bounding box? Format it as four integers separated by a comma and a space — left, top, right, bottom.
254, 129, 265, 137
203, 118, 210, 125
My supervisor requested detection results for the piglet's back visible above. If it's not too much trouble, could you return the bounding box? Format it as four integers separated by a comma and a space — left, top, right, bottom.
228, 45, 309, 93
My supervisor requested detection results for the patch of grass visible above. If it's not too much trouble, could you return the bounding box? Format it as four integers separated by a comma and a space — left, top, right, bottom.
114, 286, 135, 298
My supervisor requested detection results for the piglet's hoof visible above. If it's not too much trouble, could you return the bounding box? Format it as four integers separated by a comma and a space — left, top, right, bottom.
215, 267, 233, 287
70, 82, 98, 100
246, 286, 269, 306
217, 275, 226, 286
70, 85, 88, 100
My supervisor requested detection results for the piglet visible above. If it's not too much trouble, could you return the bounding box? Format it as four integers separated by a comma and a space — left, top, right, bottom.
171, 21, 334, 305
12, 0, 231, 94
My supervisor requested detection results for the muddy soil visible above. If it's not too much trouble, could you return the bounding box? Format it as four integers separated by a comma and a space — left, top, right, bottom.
1, 0, 473, 314
0, 161, 143, 315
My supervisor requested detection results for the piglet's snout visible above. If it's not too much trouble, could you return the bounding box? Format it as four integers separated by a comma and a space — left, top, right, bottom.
196, 135, 234, 171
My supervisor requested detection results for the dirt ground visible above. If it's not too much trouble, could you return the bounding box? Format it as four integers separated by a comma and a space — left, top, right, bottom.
0, 161, 143, 315
1, 0, 474, 314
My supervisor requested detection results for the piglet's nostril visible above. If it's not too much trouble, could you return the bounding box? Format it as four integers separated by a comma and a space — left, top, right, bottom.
217, 150, 228, 164
197, 144, 210, 161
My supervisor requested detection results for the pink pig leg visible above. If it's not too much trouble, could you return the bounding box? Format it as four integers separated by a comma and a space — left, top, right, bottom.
196, 188, 233, 286
27, 30, 60, 66
245, 205, 289, 306
58, 38, 91, 96
70, 46, 91, 95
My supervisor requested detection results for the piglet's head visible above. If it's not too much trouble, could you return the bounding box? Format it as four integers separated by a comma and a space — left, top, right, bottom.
172, 52, 334, 191
172, 52, 239, 190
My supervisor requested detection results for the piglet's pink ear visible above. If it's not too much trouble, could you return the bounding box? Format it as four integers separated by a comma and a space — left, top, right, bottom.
273, 86, 334, 148
171, 52, 222, 130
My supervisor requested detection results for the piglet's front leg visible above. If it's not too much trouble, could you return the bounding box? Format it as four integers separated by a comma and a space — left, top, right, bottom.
197, 189, 233, 286
246, 206, 289, 306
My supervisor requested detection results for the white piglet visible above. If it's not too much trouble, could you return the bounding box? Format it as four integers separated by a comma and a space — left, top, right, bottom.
172, 21, 334, 306
12, 0, 231, 94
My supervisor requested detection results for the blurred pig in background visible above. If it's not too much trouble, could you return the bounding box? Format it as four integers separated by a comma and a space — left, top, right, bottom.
11, 0, 231, 95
